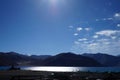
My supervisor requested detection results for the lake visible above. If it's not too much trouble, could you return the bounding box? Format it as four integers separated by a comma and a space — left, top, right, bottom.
0, 66, 120, 72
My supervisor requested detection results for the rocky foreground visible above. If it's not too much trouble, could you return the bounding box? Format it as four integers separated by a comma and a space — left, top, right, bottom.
0, 70, 120, 80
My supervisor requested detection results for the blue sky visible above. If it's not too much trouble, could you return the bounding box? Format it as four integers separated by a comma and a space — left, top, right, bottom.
0, 0, 120, 55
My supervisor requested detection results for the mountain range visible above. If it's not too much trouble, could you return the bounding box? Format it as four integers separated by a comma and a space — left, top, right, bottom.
82, 53, 120, 66
0, 52, 120, 66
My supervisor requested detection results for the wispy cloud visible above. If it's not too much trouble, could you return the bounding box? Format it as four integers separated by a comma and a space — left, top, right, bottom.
94, 12, 120, 22
95, 17, 113, 22
96, 30, 120, 37
71, 29, 120, 55
107, 18, 113, 20
93, 35, 99, 38
88, 40, 120, 55
68, 26, 74, 28
117, 24, 120, 27
78, 38, 87, 41
111, 36, 117, 40
114, 13, 120, 17
74, 41, 80, 45
114, 13, 120, 20
97, 39, 109, 42
85, 28, 91, 31
76, 27, 83, 31
75, 27, 91, 32
70, 12, 120, 55
74, 33, 79, 36
88, 43, 98, 47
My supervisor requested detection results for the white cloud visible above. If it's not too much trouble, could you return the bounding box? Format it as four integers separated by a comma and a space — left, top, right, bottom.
69, 26, 73, 28
97, 39, 109, 42
74, 33, 79, 36
96, 19, 99, 21
117, 24, 120, 27
107, 18, 113, 20
93, 35, 99, 38
104, 42, 110, 45
71, 39, 120, 55
103, 18, 107, 21
114, 13, 120, 20
74, 41, 80, 45
95, 17, 113, 22
103, 18, 113, 21
78, 38, 87, 41
85, 28, 91, 31
76, 27, 83, 31
96, 30, 120, 37
114, 13, 120, 17
111, 36, 117, 40
83, 41, 89, 44
96, 39, 111, 45
70, 15, 120, 55
89, 43, 98, 47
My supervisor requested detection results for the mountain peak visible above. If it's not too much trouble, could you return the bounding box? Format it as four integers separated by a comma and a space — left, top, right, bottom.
56, 52, 77, 57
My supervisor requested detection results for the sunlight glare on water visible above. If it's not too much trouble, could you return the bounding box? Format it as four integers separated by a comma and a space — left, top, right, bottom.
23, 67, 82, 72
20, 67, 120, 72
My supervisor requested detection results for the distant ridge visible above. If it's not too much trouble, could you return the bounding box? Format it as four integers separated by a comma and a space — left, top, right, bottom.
0, 52, 42, 66
82, 53, 120, 66
30, 55, 51, 60
42, 52, 101, 66
0, 52, 120, 66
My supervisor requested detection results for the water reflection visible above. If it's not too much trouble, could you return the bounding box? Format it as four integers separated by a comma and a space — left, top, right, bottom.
23, 67, 83, 72
22, 67, 120, 72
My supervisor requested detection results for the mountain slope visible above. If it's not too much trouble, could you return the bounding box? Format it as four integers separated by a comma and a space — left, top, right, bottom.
42, 52, 102, 66
0, 52, 42, 66
1, 52, 120, 66
82, 53, 120, 66
30, 55, 51, 60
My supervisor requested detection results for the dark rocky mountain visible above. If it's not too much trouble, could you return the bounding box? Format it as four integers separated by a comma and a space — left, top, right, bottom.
82, 53, 120, 66
0, 52, 120, 66
0, 52, 102, 66
42, 52, 102, 66
0, 52, 42, 66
